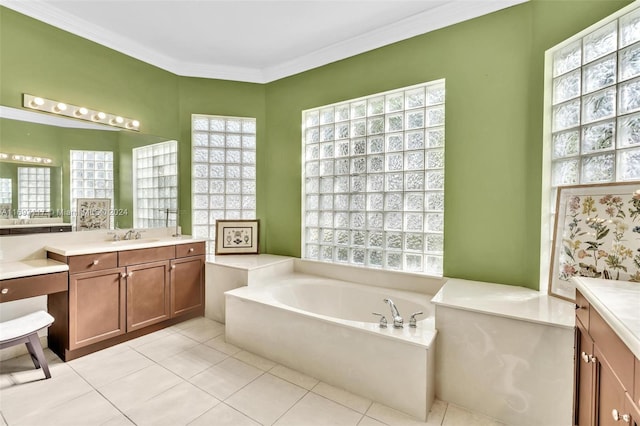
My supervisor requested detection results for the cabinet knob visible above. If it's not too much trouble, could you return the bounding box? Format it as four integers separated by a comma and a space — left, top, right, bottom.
1, 288, 8, 294
171, 265, 176, 270
92, 260, 100, 266
128, 272, 133, 277
189, 247, 194, 252
121, 272, 127, 278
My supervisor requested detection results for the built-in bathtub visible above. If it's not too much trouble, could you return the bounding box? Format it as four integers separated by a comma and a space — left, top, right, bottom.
225, 273, 437, 421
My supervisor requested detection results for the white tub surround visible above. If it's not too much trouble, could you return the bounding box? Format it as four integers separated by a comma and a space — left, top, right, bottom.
205, 254, 294, 322
225, 274, 437, 421
432, 279, 575, 426
573, 277, 640, 359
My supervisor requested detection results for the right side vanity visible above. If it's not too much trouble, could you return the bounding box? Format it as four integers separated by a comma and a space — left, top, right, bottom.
573, 277, 640, 426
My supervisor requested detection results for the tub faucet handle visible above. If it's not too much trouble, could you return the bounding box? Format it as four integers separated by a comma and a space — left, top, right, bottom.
372, 312, 387, 328
409, 311, 424, 328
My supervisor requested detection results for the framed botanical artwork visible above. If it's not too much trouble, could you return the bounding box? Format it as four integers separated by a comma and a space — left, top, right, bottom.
76, 198, 111, 230
549, 181, 640, 301
215, 219, 259, 255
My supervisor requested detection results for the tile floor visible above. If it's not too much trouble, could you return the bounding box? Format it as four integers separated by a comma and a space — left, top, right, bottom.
0, 317, 504, 426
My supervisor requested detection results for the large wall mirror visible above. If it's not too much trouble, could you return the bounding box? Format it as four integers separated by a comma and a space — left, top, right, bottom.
0, 107, 178, 233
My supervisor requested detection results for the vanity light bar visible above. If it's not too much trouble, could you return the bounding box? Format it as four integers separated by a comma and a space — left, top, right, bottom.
0, 152, 53, 164
23, 94, 140, 131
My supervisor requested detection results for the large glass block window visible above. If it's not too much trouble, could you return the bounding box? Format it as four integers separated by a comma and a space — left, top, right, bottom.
550, 6, 640, 187
133, 140, 178, 228
191, 114, 257, 254
17, 167, 50, 215
0, 178, 11, 205
70, 150, 114, 224
302, 80, 445, 275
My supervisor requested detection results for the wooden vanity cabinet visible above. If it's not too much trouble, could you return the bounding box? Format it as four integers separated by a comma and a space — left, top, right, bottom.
170, 241, 205, 317
574, 289, 639, 426
69, 267, 126, 349
47, 241, 205, 360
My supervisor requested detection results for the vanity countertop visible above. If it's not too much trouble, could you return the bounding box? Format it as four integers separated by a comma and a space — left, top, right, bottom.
572, 276, 640, 360
45, 235, 206, 256
0, 258, 69, 280
431, 278, 576, 329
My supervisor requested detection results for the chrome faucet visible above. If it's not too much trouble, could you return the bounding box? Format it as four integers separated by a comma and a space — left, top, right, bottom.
123, 229, 136, 240
383, 298, 403, 328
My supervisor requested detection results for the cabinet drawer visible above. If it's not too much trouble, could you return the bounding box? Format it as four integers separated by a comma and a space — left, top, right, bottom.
176, 242, 205, 258
68, 252, 118, 274
119, 245, 175, 266
590, 308, 635, 392
635, 357, 640, 408
0, 272, 68, 302
575, 290, 590, 329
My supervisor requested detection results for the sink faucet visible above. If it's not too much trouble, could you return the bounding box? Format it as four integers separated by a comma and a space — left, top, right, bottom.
383, 298, 403, 328
123, 229, 136, 240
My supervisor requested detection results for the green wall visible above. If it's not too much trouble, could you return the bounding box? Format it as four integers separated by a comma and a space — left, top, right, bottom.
0, 1, 632, 289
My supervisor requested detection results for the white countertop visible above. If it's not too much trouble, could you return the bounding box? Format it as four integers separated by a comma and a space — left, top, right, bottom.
573, 277, 640, 360
0, 258, 69, 280
206, 254, 293, 271
431, 278, 575, 329
45, 235, 206, 256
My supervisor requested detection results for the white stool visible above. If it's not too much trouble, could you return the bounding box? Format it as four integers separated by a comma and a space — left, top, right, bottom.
0, 311, 55, 379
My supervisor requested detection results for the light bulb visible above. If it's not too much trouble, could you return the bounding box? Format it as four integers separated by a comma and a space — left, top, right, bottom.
74, 107, 88, 117
30, 97, 45, 108
93, 112, 106, 121
54, 103, 67, 113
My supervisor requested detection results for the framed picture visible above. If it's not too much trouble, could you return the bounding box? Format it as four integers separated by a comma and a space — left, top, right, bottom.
549, 181, 640, 301
76, 198, 111, 230
215, 219, 259, 255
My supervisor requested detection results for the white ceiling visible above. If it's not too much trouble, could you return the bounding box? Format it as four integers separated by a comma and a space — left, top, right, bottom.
1, 0, 527, 83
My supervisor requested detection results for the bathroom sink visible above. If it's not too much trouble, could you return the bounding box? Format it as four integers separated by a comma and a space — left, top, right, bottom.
109, 238, 160, 245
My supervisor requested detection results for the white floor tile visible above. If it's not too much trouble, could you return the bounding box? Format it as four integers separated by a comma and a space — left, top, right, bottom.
133, 331, 199, 362
68, 346, 154, 387
312, 382, 372, 414
0, 370, 94, 424
275, 392, 363, 426
158, 343, 228, 379
358, 416, 388, 426
270, 364, 319, 390
97, 364, 183, 411
126, 328, 176, 348
124, 381, 220, 426
13, 390, 123, 426
366, 402, 431, 426
233, 350, 277, 371
226, 373, 307, 425
177, 319, 225, 342
442, 404, 505, 426
426, 399, 447, 425
190, 357, 263, 400
189, 403, 260, 426
204, 334, 242, 356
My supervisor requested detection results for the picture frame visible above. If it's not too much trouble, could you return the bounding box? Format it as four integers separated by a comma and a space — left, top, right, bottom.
549, 181, 640, 301
215, 219, 259, 255
76, 198, 111, 230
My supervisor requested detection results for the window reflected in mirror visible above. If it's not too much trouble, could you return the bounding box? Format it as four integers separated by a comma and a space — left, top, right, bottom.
18, 167, 50, 217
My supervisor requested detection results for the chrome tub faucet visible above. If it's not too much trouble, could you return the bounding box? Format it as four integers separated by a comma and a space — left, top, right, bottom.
383, 298, 403, 328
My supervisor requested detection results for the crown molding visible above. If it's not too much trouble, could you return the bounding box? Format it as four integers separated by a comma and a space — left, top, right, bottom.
1, 0, 527, 84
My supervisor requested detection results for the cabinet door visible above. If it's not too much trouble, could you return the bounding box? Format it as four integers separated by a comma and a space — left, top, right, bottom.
575, 322, 596, 426
69, 268, 126, 349
126, 260, 171, 332
170, 256, 204, 317
595, 345, 628, 426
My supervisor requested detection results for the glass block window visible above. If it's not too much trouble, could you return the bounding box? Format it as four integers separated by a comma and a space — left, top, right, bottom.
191, 114, 257, 254
133, 140, 178, 228
302, 80, 445, 275
550, 6, 640, 187
0, 178, 11, 205
70, 150, 114, 224
17, 167, 50, 215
